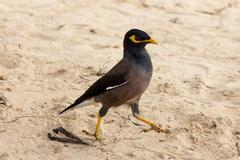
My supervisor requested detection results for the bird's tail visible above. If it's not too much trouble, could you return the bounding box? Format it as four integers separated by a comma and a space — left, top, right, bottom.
59, 98, 95, 115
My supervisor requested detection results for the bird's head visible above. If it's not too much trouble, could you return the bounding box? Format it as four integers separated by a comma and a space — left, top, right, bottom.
123, 29, 158, 49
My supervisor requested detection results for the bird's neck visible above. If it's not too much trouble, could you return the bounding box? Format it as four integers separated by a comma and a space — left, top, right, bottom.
123, 47, 153, 71
123, 43, 146, 57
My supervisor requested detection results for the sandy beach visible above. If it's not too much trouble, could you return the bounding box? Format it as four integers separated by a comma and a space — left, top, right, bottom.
0, 0, 240, 159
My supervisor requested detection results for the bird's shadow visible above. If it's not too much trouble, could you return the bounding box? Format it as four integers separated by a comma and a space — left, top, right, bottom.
48, 127, 90, 145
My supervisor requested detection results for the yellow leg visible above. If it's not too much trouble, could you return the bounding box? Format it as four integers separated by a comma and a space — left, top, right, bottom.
82, 113, 104, 141
135, 115, 170, 133
94, 113, 103, 140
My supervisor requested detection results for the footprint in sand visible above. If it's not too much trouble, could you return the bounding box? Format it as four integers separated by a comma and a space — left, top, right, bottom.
183, 74, 203, 95
216, 88, 240, 105
157, 82, 179, 95
0, 53, 21, 69
47, 69, 67, 77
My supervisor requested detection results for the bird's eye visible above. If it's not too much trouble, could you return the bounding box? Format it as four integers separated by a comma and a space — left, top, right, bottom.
134, 36, 141, 41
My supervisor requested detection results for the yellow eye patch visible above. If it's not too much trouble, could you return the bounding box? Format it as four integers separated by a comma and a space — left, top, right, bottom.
129, 35, 158, 44
129, 35, 142, 43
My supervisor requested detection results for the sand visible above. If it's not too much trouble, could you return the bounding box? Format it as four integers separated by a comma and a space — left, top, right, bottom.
0, 0, 240, 159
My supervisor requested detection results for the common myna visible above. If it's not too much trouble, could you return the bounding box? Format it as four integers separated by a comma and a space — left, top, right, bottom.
60, 29, 169, 140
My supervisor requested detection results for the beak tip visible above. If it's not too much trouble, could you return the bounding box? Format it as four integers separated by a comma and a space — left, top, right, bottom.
149, 38, 158, 45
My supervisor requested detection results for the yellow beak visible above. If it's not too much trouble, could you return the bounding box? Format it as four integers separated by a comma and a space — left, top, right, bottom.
148, 38, 158, 44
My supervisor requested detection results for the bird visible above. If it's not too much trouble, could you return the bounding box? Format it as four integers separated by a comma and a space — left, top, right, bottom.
59, 29, 169, 140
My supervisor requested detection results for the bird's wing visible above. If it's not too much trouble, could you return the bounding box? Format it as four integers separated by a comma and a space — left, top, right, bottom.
80, 73, 128, 100
80, 59, 129, 101
59, 60, 129, 114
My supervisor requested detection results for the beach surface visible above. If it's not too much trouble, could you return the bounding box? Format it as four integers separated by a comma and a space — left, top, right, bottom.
0, 0, 240, 159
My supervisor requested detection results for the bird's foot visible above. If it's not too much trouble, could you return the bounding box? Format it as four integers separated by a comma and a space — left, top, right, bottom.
82, 130, 105, 141
141, 124, 171, 134
95, 135, 105, 141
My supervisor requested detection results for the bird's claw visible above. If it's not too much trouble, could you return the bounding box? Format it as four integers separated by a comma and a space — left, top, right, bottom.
82, 130, 105, 141
141, 124, 171, 134
95, 135, 105, 141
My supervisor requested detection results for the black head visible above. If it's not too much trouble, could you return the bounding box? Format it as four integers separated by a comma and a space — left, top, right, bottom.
123, 29, 158, 49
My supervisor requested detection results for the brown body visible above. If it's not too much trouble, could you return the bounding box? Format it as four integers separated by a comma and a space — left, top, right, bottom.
95, 53, 152, 107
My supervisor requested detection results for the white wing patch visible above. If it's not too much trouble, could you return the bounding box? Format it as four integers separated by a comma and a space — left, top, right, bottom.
106, 81, 128, 90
